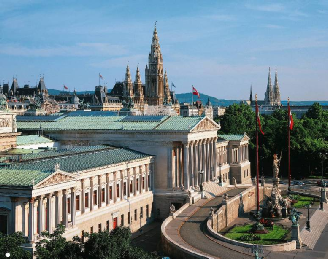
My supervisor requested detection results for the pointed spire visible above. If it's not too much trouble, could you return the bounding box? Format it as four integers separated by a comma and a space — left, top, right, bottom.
268, 67, 272, 87
125, 65, 131, 82
135, 66, 141, 84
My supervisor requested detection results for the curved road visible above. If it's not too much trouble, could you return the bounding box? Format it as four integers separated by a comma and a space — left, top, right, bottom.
180, 188, 253, 259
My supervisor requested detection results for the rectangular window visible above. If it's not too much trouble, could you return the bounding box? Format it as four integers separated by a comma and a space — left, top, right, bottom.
67, 197, 71, 214
106, 220, 109, 231
98, 223, 101, 232
123, 182, 127, 196
76, 195, 80, 211
130, 181, 133, 194
136, 179, 139, 192
142, 177, 145, 190
121, 214, 124, 226
148, 174, 150, 188
109, 186, 112, 200
134, 209, 137, 221
101, 188, 105, 203
146, 205, 149, 218
116, 183, 120, 198
93, 190, 97, 205
85, 192, 89, 208
128, 212, 131, 224
140, 207, 143, 218
90, 226, 93, 234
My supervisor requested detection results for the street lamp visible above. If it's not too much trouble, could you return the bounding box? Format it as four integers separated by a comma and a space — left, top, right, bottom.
306, 204, 311, 231
5, 252, 10, 258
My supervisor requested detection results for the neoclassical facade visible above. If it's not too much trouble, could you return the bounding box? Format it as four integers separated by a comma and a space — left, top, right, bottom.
0, 146, 154, 246
17, 114, 220, 217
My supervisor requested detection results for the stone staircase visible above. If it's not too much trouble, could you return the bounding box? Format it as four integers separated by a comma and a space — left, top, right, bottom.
300, 203, 328, 249
203, 181, 228, 197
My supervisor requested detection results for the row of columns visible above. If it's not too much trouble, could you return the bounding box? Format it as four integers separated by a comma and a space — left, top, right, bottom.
171, 137, 217, 190
27, 187, 76, 242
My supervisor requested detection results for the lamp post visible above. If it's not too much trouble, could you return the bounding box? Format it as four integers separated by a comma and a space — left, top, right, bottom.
306, 204, 311, 231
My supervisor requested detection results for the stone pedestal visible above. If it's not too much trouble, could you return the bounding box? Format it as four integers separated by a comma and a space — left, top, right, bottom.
291, 224, 302, 249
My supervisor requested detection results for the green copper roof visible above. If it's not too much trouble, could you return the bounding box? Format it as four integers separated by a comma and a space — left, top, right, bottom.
17, 135, 53, 146
17, 115, 210, 132
0, 170, 51, 187
9, 148, 151, 173
218, 134, 246, 141
0, 146, 152, 187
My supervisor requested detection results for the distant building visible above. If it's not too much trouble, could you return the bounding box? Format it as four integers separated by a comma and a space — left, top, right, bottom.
263, 67, 281, 106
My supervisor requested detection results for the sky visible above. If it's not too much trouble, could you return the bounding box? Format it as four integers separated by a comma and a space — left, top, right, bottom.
0, 0, 328, 101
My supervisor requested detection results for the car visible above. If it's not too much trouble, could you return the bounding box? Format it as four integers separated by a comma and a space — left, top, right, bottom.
303, 180, 312, 184
293, 181, 304, 186
279, 181, 286, 185
317, 180, 327, 187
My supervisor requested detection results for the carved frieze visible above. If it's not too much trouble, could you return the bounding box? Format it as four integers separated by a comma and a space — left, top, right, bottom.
37, 172, 74, 188
192, 118, 218, 132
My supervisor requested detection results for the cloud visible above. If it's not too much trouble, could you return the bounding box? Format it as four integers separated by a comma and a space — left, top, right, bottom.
263, 24, 284, 29
245, 3, 285, 12
0, 43, 128, 57
90, 55, 146, 69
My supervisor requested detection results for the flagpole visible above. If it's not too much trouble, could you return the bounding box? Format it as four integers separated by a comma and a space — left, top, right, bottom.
99, 73, 100, 86
191, 85, 194, 117
288, 97, 291, 190
255, 94, 260, 213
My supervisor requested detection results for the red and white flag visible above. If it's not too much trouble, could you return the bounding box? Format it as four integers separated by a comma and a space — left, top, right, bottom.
288, 103, 294, 130
99, 74, 103, 79
64, 85, 68, 90
192, 86, 200, 98
256, 101, 264, 135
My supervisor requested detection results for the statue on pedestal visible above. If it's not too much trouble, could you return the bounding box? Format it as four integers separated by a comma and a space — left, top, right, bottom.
273, 153, 282, 179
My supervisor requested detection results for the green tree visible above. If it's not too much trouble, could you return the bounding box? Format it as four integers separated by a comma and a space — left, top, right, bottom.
0, 232, 31, 259
34, 225, 83, 259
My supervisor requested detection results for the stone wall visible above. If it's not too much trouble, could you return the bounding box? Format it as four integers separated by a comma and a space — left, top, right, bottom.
212, 186, 272, 232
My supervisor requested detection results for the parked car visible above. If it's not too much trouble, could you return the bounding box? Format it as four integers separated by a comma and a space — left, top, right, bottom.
292, 181, 304, 186
317, 180, 327, 186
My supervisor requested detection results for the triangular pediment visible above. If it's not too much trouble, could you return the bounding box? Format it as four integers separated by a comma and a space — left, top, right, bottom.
35, 170, 75, 188
191, 117, 220, 132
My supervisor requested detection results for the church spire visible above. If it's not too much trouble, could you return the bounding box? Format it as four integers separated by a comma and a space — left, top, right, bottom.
264, 67, 274, 105
123, 64, 133, 99
164, 69, 171, 104
273, 69, 281, 106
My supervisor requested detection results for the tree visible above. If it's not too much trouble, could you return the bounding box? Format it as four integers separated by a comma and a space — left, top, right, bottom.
0, 232, 31, 259
34, 225, 83, 259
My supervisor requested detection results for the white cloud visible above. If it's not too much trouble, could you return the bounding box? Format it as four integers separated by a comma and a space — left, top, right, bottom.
264, 24, 284, 29
0, 43, 128, 57
245, 3, 285, 12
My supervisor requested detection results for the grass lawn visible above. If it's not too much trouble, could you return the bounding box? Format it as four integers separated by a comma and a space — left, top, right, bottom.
224, 224, 289, 245
291, 195, 314, 208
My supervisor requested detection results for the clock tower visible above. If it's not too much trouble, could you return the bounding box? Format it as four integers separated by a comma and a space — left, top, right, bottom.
145, 23, 164, 105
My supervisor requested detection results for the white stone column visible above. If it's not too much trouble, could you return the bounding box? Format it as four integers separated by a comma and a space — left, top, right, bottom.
207, 139, 211, 181
189, 141, 194, 187
133, 169, 136, 196
176, 147, 180, 187
183, 143, 190, 189
28, 198, 35, 242
55, 191, 62, 227
90, 177, 94, 210
238, 147, 241, 163
10, 197, 18, 234
71, 188, 76, 226
179, 146, 183, 187
114, 172, 117, 202
81, 180, 85, 214
106, 173, 110, 205
98, 175, 102, 208
145, 164, 149, 192
213, 138, 218, 179
168, 146, 173, 189
127, 169, 131, 197
62, 190, 68, 228
22, 202, 27, 236
37, 196, 44, 234
194, 141, 199, 186
46, 194, 52, 234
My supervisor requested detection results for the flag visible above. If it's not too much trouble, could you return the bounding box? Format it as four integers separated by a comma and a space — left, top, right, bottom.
192, 86, 200, 98
256, 101, 264, 135
99, 74, 103, 80
288, 103, 294, 130
64, 85, 68, 90
171, 82, 176, 88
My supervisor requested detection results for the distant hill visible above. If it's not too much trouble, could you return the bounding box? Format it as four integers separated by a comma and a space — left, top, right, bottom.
175, 92, 241, 106
48, 89, 98, 95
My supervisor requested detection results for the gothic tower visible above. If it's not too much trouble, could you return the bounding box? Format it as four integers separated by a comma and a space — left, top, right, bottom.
145, 24, 164, 105
123, 65, 134, 100
264, 67, 274, 105
164, 70, 171, 104
273, 70, 281, 106
133, 66, 144, 104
